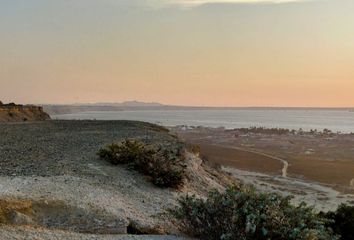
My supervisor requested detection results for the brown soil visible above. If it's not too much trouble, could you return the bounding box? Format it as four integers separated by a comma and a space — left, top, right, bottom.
288, 157, 354, 187
0, 198, 127, 234
198, 144, 283, 175
0, 199, 33, 224
175, 127, 354, 193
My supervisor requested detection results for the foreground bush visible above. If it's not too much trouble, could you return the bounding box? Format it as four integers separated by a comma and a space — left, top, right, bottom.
98, 139, 186, 188
322, 204, 354, 240
172, 186, 336, 240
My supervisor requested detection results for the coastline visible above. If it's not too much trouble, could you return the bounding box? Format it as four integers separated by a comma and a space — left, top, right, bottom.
51, 109, 354, 133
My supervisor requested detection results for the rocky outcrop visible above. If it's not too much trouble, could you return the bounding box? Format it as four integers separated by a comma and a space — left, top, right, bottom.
0, 102, 51, 122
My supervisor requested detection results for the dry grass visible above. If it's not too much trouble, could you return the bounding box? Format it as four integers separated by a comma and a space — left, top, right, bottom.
198, 144, 283, 175
0, 199, 33, 224
177, 128, 354, 193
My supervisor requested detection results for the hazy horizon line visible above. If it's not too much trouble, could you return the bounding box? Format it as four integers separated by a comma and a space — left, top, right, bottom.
38, 102, 354, 109
5, 100, 353, 109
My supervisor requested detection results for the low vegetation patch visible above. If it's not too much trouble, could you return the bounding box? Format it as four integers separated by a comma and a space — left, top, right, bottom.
233, 126, 337, 136
98, 139, 186, 188
322, 204, 354, 240
235, 127, 295, 135
172, 186, 337, 240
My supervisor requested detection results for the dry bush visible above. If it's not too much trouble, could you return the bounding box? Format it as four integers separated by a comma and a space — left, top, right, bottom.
98, 139, 186, 188
172, 186, 337, 240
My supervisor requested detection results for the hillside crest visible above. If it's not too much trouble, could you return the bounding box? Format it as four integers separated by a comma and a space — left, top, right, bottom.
0, 101, 51, 122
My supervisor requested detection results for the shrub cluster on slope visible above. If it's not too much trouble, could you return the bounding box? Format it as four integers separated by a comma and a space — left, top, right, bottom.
98, 139, 186, 188
322, 204, 354, 240
172, 186, 337, 240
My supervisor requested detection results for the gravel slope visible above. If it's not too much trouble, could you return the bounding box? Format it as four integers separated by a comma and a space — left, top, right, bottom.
0, 120, 232, 239
0, 120, 176, 177
0, 226, 185, 240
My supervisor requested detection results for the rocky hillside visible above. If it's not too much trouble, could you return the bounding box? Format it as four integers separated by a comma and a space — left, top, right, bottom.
0, 120, 235, 239
0, 102, 51, 122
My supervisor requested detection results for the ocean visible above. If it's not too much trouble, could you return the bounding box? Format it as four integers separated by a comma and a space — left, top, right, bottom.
53, 109, 354, 133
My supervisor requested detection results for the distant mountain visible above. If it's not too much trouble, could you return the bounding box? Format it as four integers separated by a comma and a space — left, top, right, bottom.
120, 101, 164, 107
83, 101, 164, 107
43, 101, 354, 116
43, 101, 166, 115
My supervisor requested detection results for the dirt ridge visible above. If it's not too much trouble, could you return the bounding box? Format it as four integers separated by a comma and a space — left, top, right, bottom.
0, 102, 51, 122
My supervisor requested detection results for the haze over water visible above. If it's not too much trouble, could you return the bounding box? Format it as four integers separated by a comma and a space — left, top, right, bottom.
54, 109, 354, 133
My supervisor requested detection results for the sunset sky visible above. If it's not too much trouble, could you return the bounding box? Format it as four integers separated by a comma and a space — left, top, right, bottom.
1, 0, 353, 107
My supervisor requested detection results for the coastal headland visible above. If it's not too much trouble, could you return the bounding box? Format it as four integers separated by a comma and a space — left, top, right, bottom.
0, 101, 50, 122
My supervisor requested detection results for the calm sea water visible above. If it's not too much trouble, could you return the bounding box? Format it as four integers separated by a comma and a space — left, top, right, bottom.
53, 109, 354, 133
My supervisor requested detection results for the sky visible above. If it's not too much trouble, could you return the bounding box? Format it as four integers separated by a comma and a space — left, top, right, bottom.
0, 0, 353, 107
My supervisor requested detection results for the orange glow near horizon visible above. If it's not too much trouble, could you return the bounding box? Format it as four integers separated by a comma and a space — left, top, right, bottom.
1, 0, 354, 107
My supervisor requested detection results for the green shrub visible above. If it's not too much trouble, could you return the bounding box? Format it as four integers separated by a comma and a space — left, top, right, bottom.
172, 186, 337, 240
98, 139, 186, 188
323, 204, 354, 240
97, 140, 148, 165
